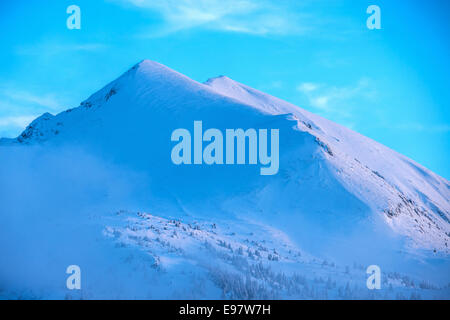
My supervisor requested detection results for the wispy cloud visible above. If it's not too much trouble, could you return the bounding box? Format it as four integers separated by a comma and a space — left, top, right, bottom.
297, 80, 450, 134
297, 82, 319, 93
391, 123, 450, 133
0, 115, 38, 138
0, 115, 37, 128
1, 89, 62, 112
297, 78, 376, 118
16, 43, 107, 56
0, 86, 67, 137
113, 0, 310, 36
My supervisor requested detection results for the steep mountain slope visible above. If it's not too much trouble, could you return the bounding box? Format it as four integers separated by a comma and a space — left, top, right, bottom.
0, 60, 449, 299
204, 75, 450, 253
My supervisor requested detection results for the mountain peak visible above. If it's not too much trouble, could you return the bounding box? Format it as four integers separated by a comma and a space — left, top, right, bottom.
134, 59, 171, 73
120, 59, 181, 80
204, 75, 234, 84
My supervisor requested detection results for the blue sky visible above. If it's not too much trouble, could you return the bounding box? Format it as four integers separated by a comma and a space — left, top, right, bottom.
0, 0, 449, 179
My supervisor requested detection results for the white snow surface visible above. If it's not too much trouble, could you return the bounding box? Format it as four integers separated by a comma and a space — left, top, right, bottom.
0, 60, 449, 299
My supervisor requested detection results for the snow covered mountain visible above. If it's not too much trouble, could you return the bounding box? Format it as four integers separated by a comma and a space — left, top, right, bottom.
1, 60, 449, 299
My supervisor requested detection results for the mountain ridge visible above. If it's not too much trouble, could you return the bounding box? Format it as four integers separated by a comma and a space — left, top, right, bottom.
1, 59, 449, 255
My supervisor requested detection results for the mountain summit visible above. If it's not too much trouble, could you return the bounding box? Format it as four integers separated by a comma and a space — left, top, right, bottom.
6, 60, 448, 251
